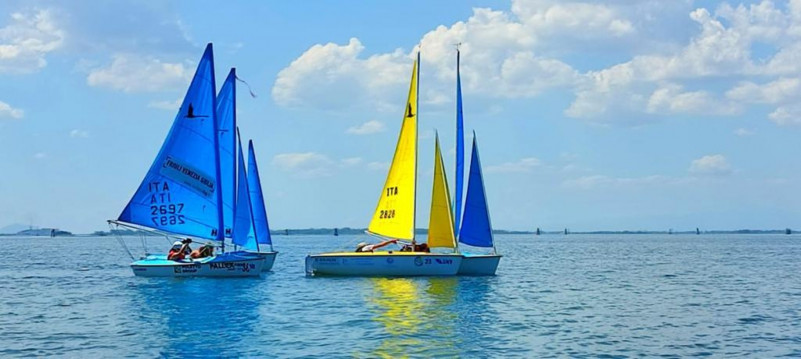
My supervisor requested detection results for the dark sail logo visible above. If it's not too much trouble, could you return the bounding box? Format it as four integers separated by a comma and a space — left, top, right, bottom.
406, 103, 414, 118
185, 103, 208, 118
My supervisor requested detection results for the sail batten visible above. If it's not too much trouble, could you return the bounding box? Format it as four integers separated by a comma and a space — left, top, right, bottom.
458, 134, 494, 248
366, 54, 419, 240
248, 140, 273, 249
118, 43, 221, 240
427, 134, 457, 249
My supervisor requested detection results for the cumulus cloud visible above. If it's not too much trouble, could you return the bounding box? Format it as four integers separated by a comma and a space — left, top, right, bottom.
768, 105, 801, 126
340, 157, 363, 166
486, 157, 542, 173
346, 120, 386, 135
0, 101, 23, 119
272, 0, 801, 127
733, 128, 755, 136
689, 154, 732, 175
272, 152, 335, 177
0, 9, 64, 73
87, 54, 192, 92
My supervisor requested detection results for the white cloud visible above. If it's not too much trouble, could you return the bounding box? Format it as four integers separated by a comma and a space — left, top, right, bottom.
486, 157, 542, 173
69, 129, 89, 138
272, 152, 334, 177
0, 9, 64, 73
646, 84, 739, 116
148, 99, 182, 111
733, 128, 755, 137
87, 54, 192, 92
340, 157, 363, 166
726, 78, 801, 104
689, 154, 732, 175
367, 161, 389, 171
346, 120, 386, 135
562, 174, 693, 190
33, 152, 46, 160
768, 105, 801, 126
0, 101, 23, 119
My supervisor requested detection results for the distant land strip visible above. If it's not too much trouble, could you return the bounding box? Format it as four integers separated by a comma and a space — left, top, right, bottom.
1, 227, 797, 237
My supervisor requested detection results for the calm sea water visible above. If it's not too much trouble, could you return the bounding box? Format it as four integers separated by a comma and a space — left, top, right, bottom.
1, 234, 800, 358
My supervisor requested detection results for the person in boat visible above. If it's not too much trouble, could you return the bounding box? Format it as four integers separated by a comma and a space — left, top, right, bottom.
190, 242, 215, 259
168, 238, 193, 261
400, 239, 430, 253
355, 239, 398, 252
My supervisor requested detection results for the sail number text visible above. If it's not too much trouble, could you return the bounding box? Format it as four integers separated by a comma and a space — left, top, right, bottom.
148, 181, 185, 226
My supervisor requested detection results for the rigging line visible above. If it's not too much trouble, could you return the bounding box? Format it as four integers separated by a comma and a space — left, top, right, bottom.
235, 76, 257, 98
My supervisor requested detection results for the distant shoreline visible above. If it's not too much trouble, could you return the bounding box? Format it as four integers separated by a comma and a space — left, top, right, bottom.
1, 228, 795, 237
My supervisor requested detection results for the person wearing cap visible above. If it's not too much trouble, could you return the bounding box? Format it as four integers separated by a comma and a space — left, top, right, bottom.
355, 239, 398, 253
168, 238, 193, 261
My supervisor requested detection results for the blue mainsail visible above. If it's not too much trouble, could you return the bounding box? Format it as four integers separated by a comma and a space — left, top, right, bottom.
458, 133, 494, 248
454, 49, 465, 235
118, 43, 222, 240
232, 130, 259, 251
216, 68, 237, 239
248, 140, 273, 248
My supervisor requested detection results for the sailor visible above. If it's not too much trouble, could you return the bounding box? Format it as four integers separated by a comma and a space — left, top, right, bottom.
355, 239, 398, 252
168, 238, 193, 261
190, 242, 215, 259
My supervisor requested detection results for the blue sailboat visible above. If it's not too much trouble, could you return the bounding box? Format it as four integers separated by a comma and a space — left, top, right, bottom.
109, 44, 265, 277
452, 49, 501, 275
457, 134, 501, 275
227, 132, 278, 272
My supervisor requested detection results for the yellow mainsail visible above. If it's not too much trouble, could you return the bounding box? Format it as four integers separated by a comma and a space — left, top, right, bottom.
367, 54, 419, 240
426, 134, 457, 249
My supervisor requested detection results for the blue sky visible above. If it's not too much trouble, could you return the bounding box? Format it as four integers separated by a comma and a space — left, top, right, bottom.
1, 0, 801, 233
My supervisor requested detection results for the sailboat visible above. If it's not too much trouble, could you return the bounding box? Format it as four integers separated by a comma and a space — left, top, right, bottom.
217, 67, 277, 272
456, 134, 501, 275
109, 44, 265, 277
452, 49, 501, 275
305, 53, 462, 276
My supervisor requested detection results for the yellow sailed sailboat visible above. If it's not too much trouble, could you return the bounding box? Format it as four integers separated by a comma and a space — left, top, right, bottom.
305, 53, 462, 276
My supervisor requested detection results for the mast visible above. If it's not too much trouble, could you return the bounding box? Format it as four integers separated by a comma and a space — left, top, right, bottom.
454, 45, 464, 238
413, 50, 420, 242
209, 45, 224, 249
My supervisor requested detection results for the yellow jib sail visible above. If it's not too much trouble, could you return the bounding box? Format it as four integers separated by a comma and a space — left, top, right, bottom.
426, 134, 457, 249
367, 55, 419, 240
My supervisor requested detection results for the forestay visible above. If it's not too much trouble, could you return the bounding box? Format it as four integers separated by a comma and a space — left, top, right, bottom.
367, 53, 419, 241
118, 43, 221, 240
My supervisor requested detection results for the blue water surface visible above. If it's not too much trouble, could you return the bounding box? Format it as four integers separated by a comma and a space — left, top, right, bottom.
1, 234, 800, 357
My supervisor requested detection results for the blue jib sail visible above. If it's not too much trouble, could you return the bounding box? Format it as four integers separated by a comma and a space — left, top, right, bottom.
454, 49, 465, 236
216, 68, 237, 239
248, 140, 273, 247
232, 129, 259, 251
458, 133, 494, 248
118, 43, 222, 240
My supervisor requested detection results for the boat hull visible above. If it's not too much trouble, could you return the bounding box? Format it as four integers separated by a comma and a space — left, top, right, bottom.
305, 252, 462, 277
131, 253, 265, 277
230, 251, 278, 272
458, 254, 501, 275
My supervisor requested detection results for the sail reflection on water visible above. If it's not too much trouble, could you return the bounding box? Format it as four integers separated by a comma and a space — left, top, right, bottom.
363, 278, 459, 358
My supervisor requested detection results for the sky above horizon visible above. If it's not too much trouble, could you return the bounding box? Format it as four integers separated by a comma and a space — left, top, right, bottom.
2, 0, 801, 233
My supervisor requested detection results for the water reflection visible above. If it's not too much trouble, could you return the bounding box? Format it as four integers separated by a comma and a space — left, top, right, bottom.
363, 277, 460, 358
127, 278, 265, 357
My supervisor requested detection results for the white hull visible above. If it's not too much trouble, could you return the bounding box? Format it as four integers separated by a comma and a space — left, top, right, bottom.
458, 254, 501, 275
131, 253, 265, 277
230, 251, 278, 272
305, 252, 462, 277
